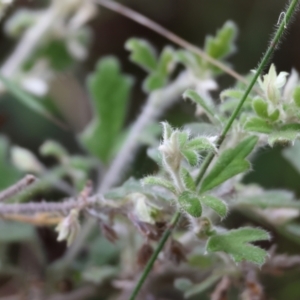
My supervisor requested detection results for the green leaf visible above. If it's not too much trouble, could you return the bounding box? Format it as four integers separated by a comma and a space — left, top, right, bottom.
200, 136, 258, 193
177, 131, 189, 148
174, 278, 193, 292
252, 97, 268, 118
268, 130, 300, 147
206, 227, 270, 265
143, 72, 167, 91
200, 195, 228, 218
186, 137, 217, 153
178, 191, 202, 218
0, 74, 65, 128
0, 137, 21, 190
181, 149, 199, 166
162, 122, 173, 140
237, 190, 300, 209
184, 274, 222, 298
181, 168, 196, 191
80, 57, 133, 163
125, 38, 157, 72
183, 89, 216, 120
142, 176, 176, 194
157, 46, 175, 76
293, 86, 300, 107
204, 21, 237, 60
244, 117, 273, 134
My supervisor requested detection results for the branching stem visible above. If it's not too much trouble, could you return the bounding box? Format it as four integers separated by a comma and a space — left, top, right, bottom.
129, 0, 300, 298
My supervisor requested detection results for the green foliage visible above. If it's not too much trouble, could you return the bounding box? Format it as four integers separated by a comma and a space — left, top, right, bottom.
181, 168, 196, 191
80, 57, 133, 163
200, 136, 258, 193
268, 129, 300, 147
125, 38, 157, 72
177, 21, 237, 77
244, 117, 274, 133
125, 38, 175, 92
204, 21, 237, 60
142, 176, 176, 194
178, 191, 202, 218
206, 227, 270, 265
200, 195, 227, 218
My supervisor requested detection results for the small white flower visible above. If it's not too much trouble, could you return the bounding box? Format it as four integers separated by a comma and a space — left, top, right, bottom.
258, 64, 288, 104
283, 68, 299, 102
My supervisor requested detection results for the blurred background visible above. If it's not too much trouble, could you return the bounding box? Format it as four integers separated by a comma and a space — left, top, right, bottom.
1, 0, 300, 299
1, 0, 300, 194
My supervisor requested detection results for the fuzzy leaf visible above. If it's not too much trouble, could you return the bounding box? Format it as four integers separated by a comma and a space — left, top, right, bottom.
183, 89, 216, 120
178, 191, 202, 218
200, 136, 258, 193
162, 122, 173, 140
80, 57, 133, 163
125, 38, 157, 72
200, 195, 228, 218
244, 117, 273, 134
206, 227, 270, 265
268, 130, 300, 147
204, 21, 237, 60
181, 168, 196, 191
293, 86, 300, 107
177, 131, 189, 148
181, 149, 199, 166
186, 137, 216, 153
142, 176, 176, 194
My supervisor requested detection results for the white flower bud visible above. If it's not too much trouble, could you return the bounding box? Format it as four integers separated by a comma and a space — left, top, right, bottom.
55, 209, 80, 246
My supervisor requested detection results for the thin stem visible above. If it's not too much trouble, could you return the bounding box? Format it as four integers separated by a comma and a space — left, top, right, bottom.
129, 211, 181, 300
95, 0, 247, 85
0, 175, 36, 202
129, 1, 300, 298
195, 0, 300, 187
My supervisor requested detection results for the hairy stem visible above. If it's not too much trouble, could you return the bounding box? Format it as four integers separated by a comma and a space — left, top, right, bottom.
196, 0, 299, 187
129, 1, 300, 298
